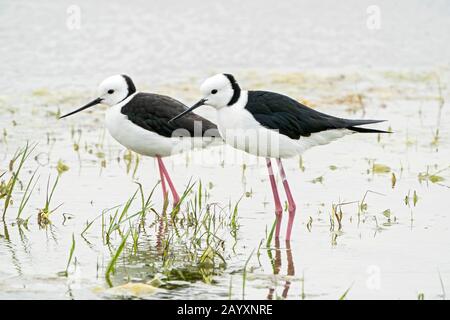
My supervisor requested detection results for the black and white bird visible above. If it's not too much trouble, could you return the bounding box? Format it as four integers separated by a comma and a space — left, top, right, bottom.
60, 74, 219, 205
170, 73, 389, 240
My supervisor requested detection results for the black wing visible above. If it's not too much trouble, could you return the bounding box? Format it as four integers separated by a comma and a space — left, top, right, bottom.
121, 93, 219, 138
245, 91, 386, 139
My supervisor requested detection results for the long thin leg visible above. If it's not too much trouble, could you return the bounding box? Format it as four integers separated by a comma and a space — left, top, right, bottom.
276, 159, 296, 241
157, 156, 180, 205
157, 157, 168, 203
266, 158, 283, 239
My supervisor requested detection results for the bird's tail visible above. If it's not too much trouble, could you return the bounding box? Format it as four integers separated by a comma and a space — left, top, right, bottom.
349, 126, 391, 134
345, 119, 391, 134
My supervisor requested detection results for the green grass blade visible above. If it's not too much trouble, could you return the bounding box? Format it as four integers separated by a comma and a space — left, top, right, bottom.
64, 233, 76, 277
105, 232, 129, 287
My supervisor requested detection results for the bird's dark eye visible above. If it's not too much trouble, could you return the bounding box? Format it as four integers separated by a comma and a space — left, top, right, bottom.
211, 89, 218, 94
108, 89, 114, 94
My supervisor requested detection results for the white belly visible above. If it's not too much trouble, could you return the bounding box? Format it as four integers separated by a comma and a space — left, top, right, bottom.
105, 96, 206, 157
216, 92, 351, 158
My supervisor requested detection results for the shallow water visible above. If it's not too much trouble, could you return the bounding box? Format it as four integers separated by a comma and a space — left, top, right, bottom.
1, 1, 450, 300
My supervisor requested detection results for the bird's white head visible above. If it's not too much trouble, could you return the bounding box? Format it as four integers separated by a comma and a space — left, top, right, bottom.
199, 73, 240, 109
98, 75, 136, 106
168, 73, 241, 123
60, 74, 136, 119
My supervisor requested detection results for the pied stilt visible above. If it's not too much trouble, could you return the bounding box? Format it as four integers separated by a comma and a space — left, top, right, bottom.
60, 74, 219, 206
170, 73, 389, 240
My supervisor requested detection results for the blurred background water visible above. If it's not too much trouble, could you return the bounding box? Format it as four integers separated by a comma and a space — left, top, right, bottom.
1, 0, 449, 93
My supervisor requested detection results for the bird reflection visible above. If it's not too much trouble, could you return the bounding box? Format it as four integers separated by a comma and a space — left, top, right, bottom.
155, 214, 166, 253
267, 239, 295, 300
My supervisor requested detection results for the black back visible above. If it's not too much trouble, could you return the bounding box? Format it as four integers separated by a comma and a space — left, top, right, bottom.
245, 91, 385, 139
121, 93, 219, 138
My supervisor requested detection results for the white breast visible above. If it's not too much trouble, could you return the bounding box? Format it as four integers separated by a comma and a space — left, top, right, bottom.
215, 91, 352, 158
105, 94, 205, 158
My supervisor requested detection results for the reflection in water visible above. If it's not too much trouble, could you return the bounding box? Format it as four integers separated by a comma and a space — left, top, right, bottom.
1, 222, 23, 276
267, 239, 295, 300
156, 215, 165, 254
45, 224, 59, 245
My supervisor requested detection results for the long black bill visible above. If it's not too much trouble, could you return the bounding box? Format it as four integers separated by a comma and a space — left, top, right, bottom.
59, 97, 103, 119
168, 99, 206, 123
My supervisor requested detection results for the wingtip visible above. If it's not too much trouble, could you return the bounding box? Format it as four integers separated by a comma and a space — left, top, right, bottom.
369, 119, 388, 124
349, 126, 392, 134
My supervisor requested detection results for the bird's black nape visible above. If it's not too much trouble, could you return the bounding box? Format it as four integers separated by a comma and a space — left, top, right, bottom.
122, 74, 136, 97
223, 73, 241, 106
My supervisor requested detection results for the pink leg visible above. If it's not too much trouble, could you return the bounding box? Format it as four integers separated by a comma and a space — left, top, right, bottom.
157, 157, 168, 203
157, 156, 180, 205
276, 159, 296, 241
266, 158, 283, 239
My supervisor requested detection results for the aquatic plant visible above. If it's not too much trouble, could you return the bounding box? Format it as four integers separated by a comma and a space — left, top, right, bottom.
37, 174, 63, 228
1, 143, 36, 220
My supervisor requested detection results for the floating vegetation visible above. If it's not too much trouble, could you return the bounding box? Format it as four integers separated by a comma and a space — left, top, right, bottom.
331, 203, 344, 231
306, 217, 313, 232
56, 160, 70, 175
32, 88, 50, 97
310, 175, 324, 184
358, 190, 385, 215
418, 166, 448, 184
391, 173, 397, 188
338, 93, 365, 114
104, 281, 159, 298
404, 190, 419, 207
372, 163, 391, 174
381, 209, 397, 226
123, 150, 140, 177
